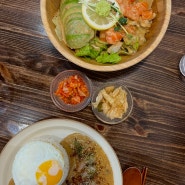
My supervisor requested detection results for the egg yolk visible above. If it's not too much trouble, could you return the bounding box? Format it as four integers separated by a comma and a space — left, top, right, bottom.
36, 160, 63, 185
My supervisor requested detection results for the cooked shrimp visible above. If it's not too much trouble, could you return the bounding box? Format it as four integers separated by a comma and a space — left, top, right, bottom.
124, 5, 140, 21
142, 9, 155, 20
136, 2, 149, 15
117, 0, 155, 21
99, 27, 125, 44
118, 0, 131, 14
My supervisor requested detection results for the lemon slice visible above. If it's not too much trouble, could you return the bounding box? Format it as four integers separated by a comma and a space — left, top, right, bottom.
82, 0, 120, 30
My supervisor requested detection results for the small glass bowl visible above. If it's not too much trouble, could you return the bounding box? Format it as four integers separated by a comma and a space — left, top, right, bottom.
91, 83, 133, 124
50, 70, 92, 112
179, 55, 185, 76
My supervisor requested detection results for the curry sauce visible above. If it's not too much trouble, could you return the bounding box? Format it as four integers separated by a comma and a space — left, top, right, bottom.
61, 133, 114, 185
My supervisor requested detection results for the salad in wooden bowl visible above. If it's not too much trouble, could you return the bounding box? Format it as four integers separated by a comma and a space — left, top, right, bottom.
40, 0, 171, 71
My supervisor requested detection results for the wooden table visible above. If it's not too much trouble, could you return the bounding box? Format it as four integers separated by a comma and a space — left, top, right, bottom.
1, 0, 185, 184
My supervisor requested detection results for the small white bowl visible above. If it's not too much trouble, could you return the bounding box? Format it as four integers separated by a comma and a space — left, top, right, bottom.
91, 83, 133, 124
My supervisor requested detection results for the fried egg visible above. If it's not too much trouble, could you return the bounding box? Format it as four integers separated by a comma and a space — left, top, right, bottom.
12, 138, 69, 185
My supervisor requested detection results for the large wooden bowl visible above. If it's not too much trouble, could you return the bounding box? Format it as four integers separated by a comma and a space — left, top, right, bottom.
40, 0, 171, 72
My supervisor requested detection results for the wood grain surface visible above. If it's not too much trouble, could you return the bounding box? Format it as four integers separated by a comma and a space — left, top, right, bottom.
0, 0, 185, 185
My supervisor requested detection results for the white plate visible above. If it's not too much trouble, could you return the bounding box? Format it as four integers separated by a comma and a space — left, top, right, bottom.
0, 118, 123, 185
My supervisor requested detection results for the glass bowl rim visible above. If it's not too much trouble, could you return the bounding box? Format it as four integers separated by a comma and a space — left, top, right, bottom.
91, 82, 133, 124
